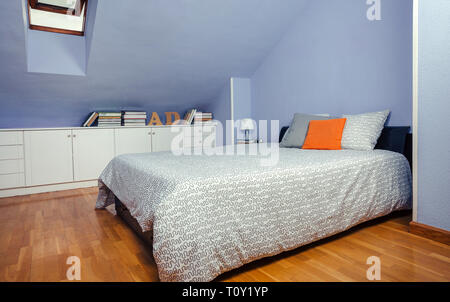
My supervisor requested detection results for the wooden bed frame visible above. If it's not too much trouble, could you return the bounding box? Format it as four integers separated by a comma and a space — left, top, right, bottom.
115, 196, 153, 246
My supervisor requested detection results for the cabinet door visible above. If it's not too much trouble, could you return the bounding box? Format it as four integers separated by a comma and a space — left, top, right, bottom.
202, 125, 217, 148
72, 129, 115, 181
184, 126, 217, 149
151, 127, 184, 152
24, 130, 74, 186
115, 128, 152, 156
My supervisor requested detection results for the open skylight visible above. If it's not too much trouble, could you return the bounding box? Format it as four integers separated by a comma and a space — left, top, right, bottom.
38, 0, 78, 10
28, 0, 87, 36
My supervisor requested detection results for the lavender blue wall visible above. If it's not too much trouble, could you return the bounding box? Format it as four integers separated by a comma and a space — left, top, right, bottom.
203, 80, 231, 146
417, 0, 450, 231
85, 0, 98, 70
0, 0, 308, 129
25, 0, 95, 76
251, 0, 413, 131
232, 78, 252, 141
232, 78, 252, 121
203, 77, 253, 144
27, 30, 86, 76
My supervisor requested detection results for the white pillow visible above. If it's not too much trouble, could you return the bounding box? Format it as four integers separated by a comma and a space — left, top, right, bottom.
341, 110, 390, 151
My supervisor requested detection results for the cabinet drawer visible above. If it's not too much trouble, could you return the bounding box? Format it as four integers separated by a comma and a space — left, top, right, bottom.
0, 131, 23, 146
0, 159, 24, 174
0, 145, 24, 160
0, 173, 25, 189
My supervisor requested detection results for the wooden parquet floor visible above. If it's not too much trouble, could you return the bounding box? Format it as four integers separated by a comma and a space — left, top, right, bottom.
0, 187, 449, 282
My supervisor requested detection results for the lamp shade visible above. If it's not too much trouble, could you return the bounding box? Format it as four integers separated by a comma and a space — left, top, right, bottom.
240, 118, 255, 130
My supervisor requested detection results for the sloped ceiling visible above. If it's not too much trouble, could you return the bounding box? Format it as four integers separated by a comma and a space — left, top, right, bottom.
0, 0, 307, 128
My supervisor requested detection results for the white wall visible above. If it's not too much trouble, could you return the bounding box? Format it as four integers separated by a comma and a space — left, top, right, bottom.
417, 0, 450, 230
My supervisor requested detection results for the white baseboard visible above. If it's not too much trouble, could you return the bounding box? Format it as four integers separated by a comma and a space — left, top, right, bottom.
0, 180, 98, 198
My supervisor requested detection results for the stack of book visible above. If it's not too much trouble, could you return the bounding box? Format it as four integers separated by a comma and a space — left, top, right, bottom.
97, 112, 122, 127
82, 112, 99, 127
183, 109, 197, 125
194, 112, 213, 124
123, 111, 147, 126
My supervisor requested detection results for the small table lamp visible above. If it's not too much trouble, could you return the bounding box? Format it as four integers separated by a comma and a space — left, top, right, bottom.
240, 118, 255, 141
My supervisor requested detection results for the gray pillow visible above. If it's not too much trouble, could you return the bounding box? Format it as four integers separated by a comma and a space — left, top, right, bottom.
341, 110, 390, 151
280, 113, 331, 148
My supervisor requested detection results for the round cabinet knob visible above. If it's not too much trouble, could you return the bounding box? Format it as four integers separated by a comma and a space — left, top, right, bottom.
67, 135, 71, 138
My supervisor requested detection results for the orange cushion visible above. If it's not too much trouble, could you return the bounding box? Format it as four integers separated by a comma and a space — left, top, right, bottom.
302, 118, 347, 150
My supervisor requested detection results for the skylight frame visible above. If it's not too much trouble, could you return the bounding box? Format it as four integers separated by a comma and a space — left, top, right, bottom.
28, 0, 88, 36
38, 0, 78, 11
30, 0, 86, 16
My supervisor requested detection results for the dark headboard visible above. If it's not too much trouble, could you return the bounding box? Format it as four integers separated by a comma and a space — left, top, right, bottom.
403, 133, 413, 168
279, 126, 412, 168
279, 126, 289, 143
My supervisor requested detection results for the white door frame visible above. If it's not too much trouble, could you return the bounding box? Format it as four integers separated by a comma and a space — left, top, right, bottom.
412, 0, 419, 222
230, 77, 235, 145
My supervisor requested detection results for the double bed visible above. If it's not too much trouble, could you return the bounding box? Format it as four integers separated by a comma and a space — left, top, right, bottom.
96, 130, 412, 282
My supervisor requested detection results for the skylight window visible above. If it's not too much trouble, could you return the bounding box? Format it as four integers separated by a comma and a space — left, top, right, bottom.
38, 0, 78, 11
28, 0, 87, 36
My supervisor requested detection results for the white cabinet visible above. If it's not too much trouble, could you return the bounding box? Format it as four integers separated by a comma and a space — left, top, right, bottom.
0, 131, 25, 189
72, 129, 115, 181
0, 145, 24, 160
0, 174, 25, 190
0, 125, 216, 196
198, 125, 217, 148
183, 125, 217, 149
151, 127, 183, 152
0, 131, 23, 145
152, 126, 217, 151
24, 129, 114, 186
0, 159, 24, 174
24, 130, 73, 186
115, 128, 152, 156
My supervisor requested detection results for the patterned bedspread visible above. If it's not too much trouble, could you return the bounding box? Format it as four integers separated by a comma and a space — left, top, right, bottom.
96, 146, 411, 282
